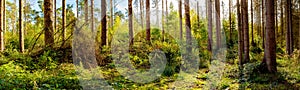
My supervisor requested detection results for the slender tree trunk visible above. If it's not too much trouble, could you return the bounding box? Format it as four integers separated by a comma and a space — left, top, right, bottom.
197, 1, 200, 27
76, 0, 78, 17
207, 0, 213, 53
19, 0, 24, 52
146, 0, 150, 42
62, 0, 66, 41
0, 0, 3, 51
54, 0, 56, 32
185, 0, 191, 51
242, 0, 250, 62
166, 0, 168, 23
2, 0, 5, 50
179, 0, 183, 40
275, 0, 278, 43
262, 0, 265, 48
237, 0, 244, 65
162, 0, 165, 41
280, 0, 284, 46
286, 0, 292, 55
251, 0, 254, 45
91, 0, 94, 32
140, 0, 144, 29
129, 0, 133, 45
110, 0, 113, 30
215, 0, 221, 49
101, 0, 107, 47
44, 0, 55, 48
229, 0, 232, 42
84, 0, 88, 22
265, 0, 277, 73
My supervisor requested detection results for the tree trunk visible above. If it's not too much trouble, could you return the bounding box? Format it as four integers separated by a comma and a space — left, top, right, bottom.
84, 0, 88, 22
229, 0, 232, 43
197, 1, 200, 27
76, 0, 78, 17
146, 0, 150, 42
162, 0, 165, 41
91, 0, 94, 32
237, 0, 244, 65
251, 0, 254, 45
101, 0, 107, 47
62, 0, 66, 41
280, 0, 283, 46
286, 0, 292, 55
140, 0, 144, 29
129, 0, 133, 45
44, 0, 55, 48
179, 0, 183, 40
265, 0, 277, 73
54, 0, 56, 32
0, 0, 3, 51
185, 0, 191, 51
207, 0, 213, 53
215, 0, 221, 49
110, 0, 113, 30
242, 0, 250, 62
262, 0, 265, 48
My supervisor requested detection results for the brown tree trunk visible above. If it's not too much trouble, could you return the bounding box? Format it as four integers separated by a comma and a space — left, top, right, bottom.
262, 0, 265, 48
140, 0, 144, 29
110, 0, 113, 30
207, 0, 213, 53
162, 0, 165, 41
197, 1, 200, 27
179, 0, 183, 40
229, 0, 232, 42
76, 0, 78, 17
251, 0, 254, 45
129, 0, 133, 45
242, 0, 250, 62
0, 0, 3, 51
185, 0, 191, 51
62, 0, 66, 41
237, 0, 244, 65
286, 0, 292, 55
280, 0, 284, 46
44, 0, 54, 48
215, 0, 221, 49
19, 0, 24, 52
84, 0, 88, 22
91, 0, 94, 32
54, 0, 56, 31
101, 0, 107, 47
146, 0, 151, 42
265, 0, 277, 73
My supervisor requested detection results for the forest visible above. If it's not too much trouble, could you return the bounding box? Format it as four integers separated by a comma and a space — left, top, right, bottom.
0, 0, 299, 89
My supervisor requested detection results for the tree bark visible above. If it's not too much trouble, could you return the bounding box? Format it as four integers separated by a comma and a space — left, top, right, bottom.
251, 0, 254, 45
286, 0, 292, 55
179, 0, 183, 40
229, 0, 232, 42
76, 0, 78, 17
280, 0, 283, 46
242, 0, 250, 62
265, 0, 277, 73
215, 0, 221, 49
262, 0, 265, 48
237, 0, 244, 65
140, 0, 144, 29
101, 0, 107, 47
197, 1, 200, 27
0, 0, 4, 51
207, 0, 213, 52
162, 0, 165, 41
54, 0, 56, 32
62, 0, 66, 41
84, 0, 88, 22
91, 0, 94, 32
146, 0, 150, 42
185, 0, 191, 51
44, 0, 55, 48
129, 0, 133, 45
110, 0, 113, 30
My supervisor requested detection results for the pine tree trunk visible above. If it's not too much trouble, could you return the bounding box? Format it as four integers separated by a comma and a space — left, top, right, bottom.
54, 0, 56, 31
207, 0, 213, 53
179, 0, 183, 40
197, 1, 200, 27
215, 0, 221, 49
62, 0, 66, 41
84, 0, 88, 22
146, 0, 150, 42
140, 0, 144, 29
262, 0, 265, 48
286, 0, 292, 55
110, 0, 113, 30
44, 0, 55, 48
242, 0, 250, 63
129, 0, 133, 45
265, 0, 277, 73
91, 0, 94, 32
0, 0, 3, 51
237, 0, 244, 65
185, 0, 191, 51
229, 0, 232, 43
76, 0, 78, 17
280, 0, 284, 46
251, 0, 254, 45
162, 0, 165, 41
101, 0, 107, 47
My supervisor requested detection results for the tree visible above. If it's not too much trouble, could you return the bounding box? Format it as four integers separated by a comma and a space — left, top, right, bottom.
110, 0, 113, 30
264, 0, 277, 73
207, 0, 213, 53
146, 0, 150, 42
0, 0, 4, 51
286, 0, 292, 55
242, 0, 249, 63
162, 0, 165, 41
140, 0, 144, 29
237, 0, 244, 65
251, 0, 254, 45
229, 0, 232, 42
19, 0, 24, 52
197, 1, 200, 27
101, 0, 107, 47
91, 0, 94, 32
62, 0, 66, 41
215, 0, 221, 49
84, 0, 88, 22
280, 0, 284, 45
76, 0, 78, 17
185, 0, 191, 51
54, 0, 56, 31
129, 0, 133, 45
44, 0, 55, 48
178, 0, 183, 40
